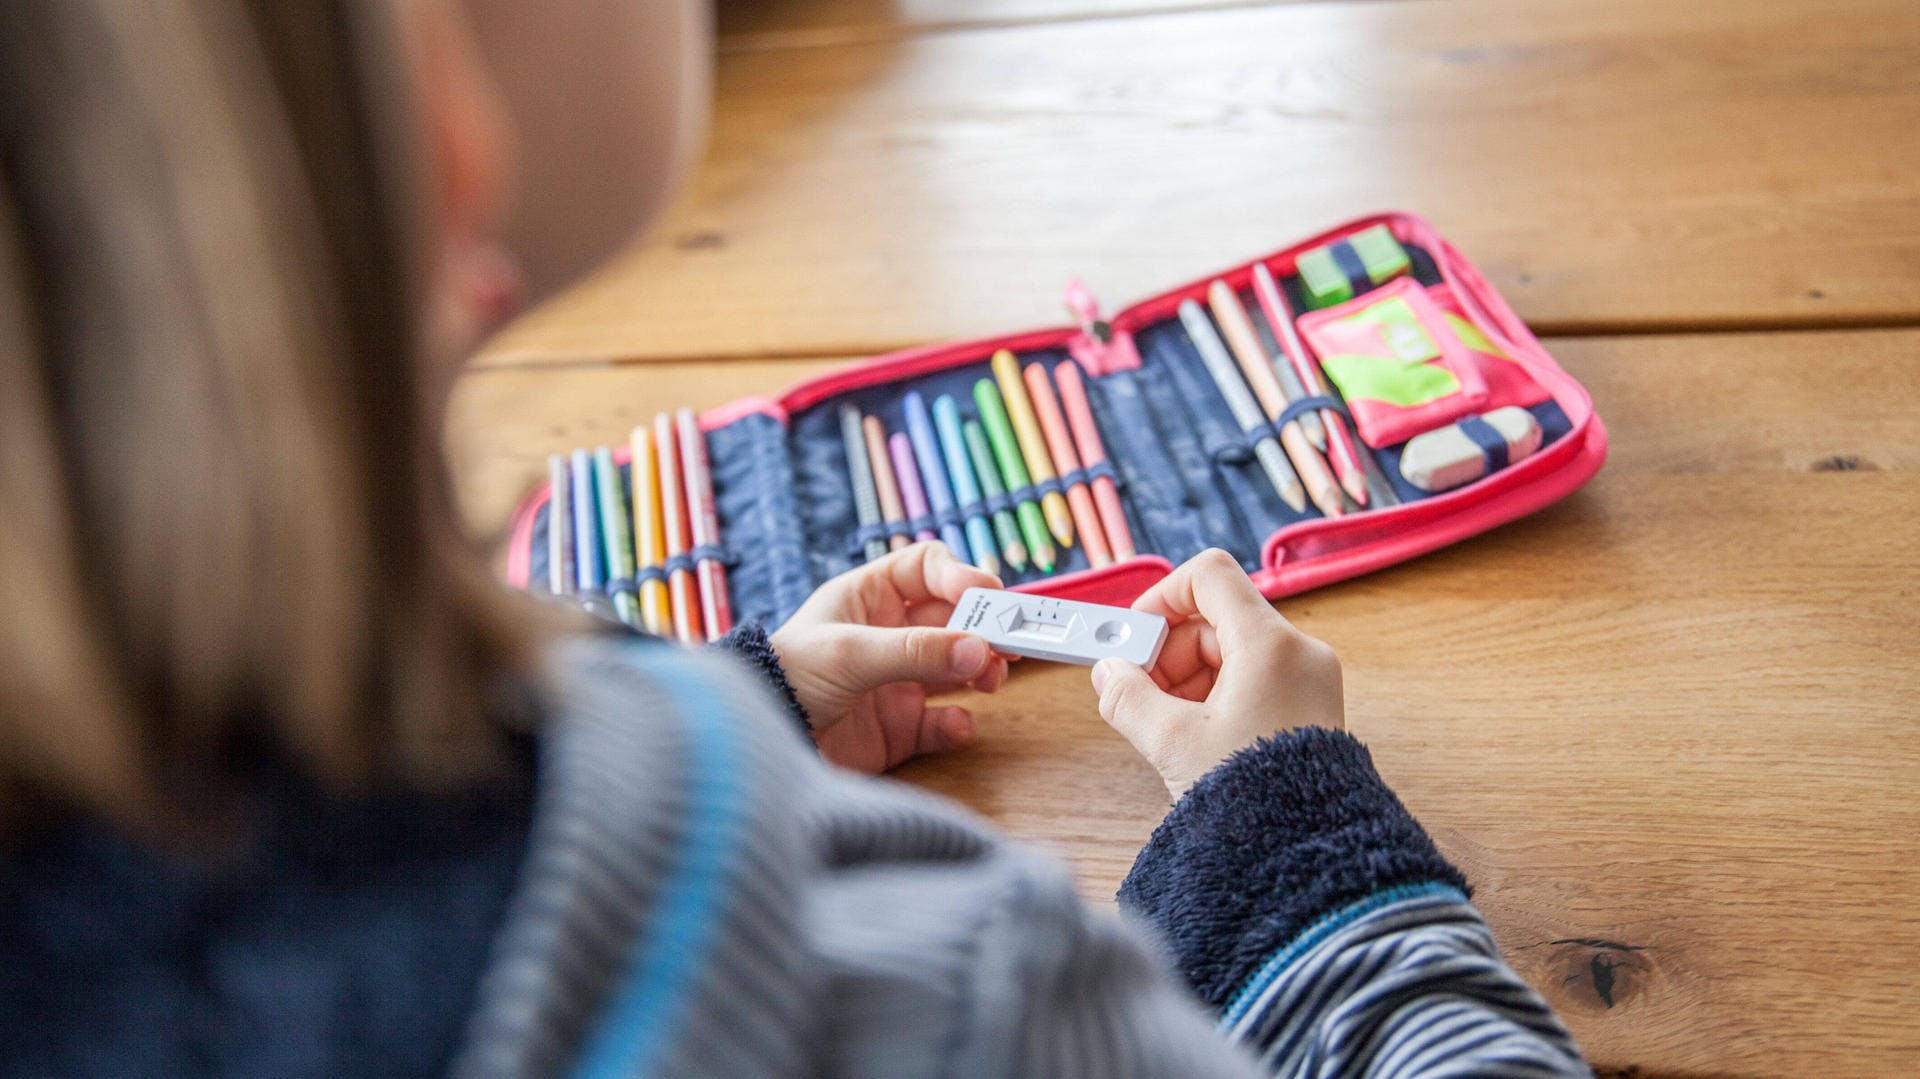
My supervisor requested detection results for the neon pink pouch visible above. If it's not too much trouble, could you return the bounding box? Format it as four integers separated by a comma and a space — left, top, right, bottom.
505, 211, 1607, 625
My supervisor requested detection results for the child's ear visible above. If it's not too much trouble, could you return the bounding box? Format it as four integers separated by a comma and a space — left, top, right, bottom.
461, 0, 714, 300
400, 0, 520, 354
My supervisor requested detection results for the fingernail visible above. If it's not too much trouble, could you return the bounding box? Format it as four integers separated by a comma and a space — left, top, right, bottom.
1090, 659, 1111, 695
951, 636, 989, 679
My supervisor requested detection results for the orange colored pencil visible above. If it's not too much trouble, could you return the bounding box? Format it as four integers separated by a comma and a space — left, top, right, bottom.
1252, 262, 1370, 507
1208, 280, 1345, 517
653, 412, 705, 643
863, 416, 911, 551
1051, 362, 1136, 560
1023, 363, 1112, 567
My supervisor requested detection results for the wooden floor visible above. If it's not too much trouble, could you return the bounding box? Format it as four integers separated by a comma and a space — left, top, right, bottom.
452, 1, 1920, 1074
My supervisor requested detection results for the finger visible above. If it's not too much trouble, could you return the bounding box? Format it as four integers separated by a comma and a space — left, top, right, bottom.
1132, 548, 1279, 642
906, 601, 958, 628
826, 623, 993, 691
1148, 621, 1221, 689
1164, 664, 1218, 703
968, 656, 1010, 694
1091, 658, 1194, 758
868, 541, 1002, 609
914, 705, 977, 760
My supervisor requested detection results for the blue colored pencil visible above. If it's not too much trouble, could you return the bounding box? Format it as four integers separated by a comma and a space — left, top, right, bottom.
902, 392, 971, 566
569, 449, 603, 593
932, 395, 1001, 575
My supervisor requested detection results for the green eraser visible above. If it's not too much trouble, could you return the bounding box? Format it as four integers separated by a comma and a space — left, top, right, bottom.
1348, 224, 1411, 285
1295, 247, 1353, 309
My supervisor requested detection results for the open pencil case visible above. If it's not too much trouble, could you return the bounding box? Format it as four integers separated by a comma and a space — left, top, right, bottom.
504, 211, 1608, 630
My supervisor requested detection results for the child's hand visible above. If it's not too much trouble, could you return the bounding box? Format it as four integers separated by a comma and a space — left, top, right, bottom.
771, 543, 1011, 774
1091, 549, 1344, 799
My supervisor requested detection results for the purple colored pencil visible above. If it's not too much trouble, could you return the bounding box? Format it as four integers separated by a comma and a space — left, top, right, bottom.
888, 432, 939, 543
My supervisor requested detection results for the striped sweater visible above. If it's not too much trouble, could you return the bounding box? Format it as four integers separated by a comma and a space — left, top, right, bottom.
458, 631, 1589, 1078
0, 628, 1588, 1076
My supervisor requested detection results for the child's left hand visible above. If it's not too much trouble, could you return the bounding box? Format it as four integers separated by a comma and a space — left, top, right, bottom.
770, 543, 1011, 774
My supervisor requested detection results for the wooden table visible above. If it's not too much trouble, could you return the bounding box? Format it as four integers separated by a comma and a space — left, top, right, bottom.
453, 2, 1920, 1073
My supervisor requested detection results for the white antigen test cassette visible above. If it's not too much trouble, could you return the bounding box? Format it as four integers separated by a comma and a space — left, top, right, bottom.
946, 588, 1168, 668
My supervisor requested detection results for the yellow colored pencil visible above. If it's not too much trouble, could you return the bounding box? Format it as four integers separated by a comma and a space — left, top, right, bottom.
629, 425, 674, 636
990, 349, 1074, 548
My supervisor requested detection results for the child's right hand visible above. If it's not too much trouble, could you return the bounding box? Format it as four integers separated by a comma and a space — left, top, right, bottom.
1091, 549, 1345, 800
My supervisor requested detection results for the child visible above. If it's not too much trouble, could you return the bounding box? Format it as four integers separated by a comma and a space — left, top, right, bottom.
0, 1, 1587, 1075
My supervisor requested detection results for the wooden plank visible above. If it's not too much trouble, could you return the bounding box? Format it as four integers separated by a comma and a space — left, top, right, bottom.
446, 328, 1920, 1075
719, 0, 1338, 50
479, 0, 1920, 367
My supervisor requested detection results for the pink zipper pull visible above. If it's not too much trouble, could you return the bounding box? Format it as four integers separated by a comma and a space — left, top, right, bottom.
1063, 277, 1142, 375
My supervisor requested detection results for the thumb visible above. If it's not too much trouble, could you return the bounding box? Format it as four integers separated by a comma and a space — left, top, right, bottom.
1092, 659, 1191, 756
825, 624, 993, 692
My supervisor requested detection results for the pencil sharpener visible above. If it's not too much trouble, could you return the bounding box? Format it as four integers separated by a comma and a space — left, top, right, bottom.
946, 588, 1167, 668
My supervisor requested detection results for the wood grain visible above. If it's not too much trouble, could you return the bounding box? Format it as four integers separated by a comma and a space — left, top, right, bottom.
480, 0, 1920, 367
719, 0, 1349, 50
447, 326, 1920, 1074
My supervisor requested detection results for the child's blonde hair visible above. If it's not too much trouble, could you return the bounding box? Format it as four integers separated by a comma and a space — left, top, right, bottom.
0, 0, 529, 839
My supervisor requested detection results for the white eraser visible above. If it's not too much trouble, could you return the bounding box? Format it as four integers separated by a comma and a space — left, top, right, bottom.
946, 588, 1167, 668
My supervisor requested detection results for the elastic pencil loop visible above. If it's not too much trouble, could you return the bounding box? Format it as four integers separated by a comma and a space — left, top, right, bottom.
931, 505, 965, 532
1080, 460, 1122, 488
663, 553, 696, 577
1239, 419, 1283, 448
1032, 476, 1065, 499
906, 513, 937, 536
689, 543, 735, 567
1456, 413, 1509, 472
634, 566, 669, 586
604, 576, 639, 597
981, 491, 1012, 517
1275, 394, 1349, 432
847, 521, 894, 559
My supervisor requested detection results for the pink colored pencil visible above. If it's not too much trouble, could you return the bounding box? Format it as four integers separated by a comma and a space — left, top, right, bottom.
674, 408, 732, 640
1023, 362, 1112, 567
888, 432, 939, 543
1051, 362, 1136, 561
1252, 262, 1370, 507
653, 412, 705, 643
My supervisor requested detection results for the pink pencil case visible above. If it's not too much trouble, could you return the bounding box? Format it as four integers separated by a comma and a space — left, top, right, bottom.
504, 211, 1607, 624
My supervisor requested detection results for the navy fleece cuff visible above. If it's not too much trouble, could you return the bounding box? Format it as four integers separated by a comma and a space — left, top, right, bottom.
1117, 727, 1468, 1010
709, 621, 811, 736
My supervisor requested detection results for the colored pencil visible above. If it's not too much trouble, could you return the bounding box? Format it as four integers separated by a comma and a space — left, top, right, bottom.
973, 378, 1056, 572
675, 408, 732, 640
630, 426, 674, 636
1023, 362, 1112, 567
888, 433, 938, 544
592, 447, 642, 626
1177, 300, 1307, 513
1252, 262, 1372, 507
1208, 281, 1344, 517
902, 392, 972, 565
863, 416, 912, 551
990, 349, 1075, 548
961, 419, 1029, 571
932, 395, 1002, 575
840, 405, 889, 562
546, 454, 574, 594
1051, 362, 1136, 561
569, 449, 603, 592
653, 412, 704, 643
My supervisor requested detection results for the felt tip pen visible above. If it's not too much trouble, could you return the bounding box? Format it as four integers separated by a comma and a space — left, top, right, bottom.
902, 392, 972, 566
1023, 362, 1112, 567
592, 447, 643, 627
887, 432, 938, 545
840, 406, 889, 563
675, 408, 732, 640
654, 412, 705, 643
973, 378, 1056, 573
863, 416, 912, 551
932, 395, 1002, 576
630, 426, 674, 636
569, 449, 604, 593
1252, 262, 1373, 508
546, 453, 574, 595
1207, 281, 1344, 517
990, 349, 1075, 548
1176, 300, 1308, 514
961, 418, 1029, 571
1050, 362, 1136, 561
